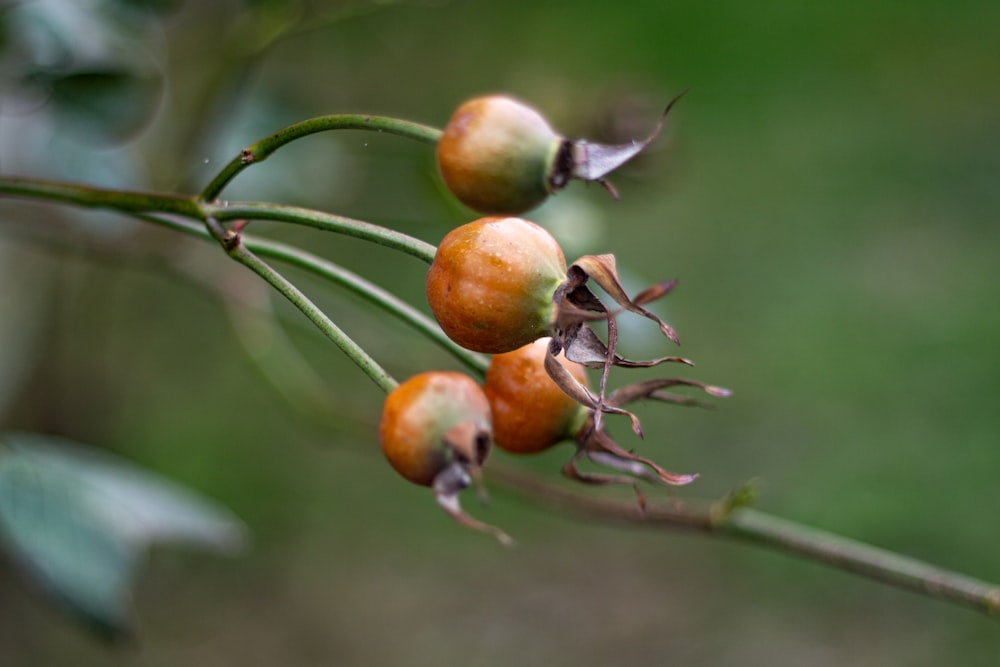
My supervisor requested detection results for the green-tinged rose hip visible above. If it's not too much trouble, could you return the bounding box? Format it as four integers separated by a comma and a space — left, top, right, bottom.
426, 216, 567, 354
379, 371, 512, 545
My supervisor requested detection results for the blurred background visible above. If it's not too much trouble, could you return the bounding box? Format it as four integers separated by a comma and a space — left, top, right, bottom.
1, 0, 998, 664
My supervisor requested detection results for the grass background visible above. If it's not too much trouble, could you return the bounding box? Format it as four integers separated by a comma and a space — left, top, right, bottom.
1, 0, 998, 664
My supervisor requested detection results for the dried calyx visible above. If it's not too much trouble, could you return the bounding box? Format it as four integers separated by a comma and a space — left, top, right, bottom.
539, 257, 732, 497
486, 337, 729, 497
548, 253, 689, 428
546, 347, 731, 494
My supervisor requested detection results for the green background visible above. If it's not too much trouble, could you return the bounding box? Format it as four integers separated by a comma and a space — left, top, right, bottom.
1, 0, 998, 664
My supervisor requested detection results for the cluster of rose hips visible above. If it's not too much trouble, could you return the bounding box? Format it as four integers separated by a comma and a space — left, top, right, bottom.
379, 94, 728, 544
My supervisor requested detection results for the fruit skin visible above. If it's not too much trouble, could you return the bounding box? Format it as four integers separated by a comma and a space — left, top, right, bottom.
484, 338, 588, 454
379, 371, 492, 487
426, 217, 567, 354
437, 95, 564, 215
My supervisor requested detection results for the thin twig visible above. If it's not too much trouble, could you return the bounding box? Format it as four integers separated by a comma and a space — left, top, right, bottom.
221, 230, 399, 393
0, 176, 438, 264
0, 176, 200, 217
199, 114, 442, 201
135, 213, 487, 374
204, 201, 437, 264
489, 464, 1000, 619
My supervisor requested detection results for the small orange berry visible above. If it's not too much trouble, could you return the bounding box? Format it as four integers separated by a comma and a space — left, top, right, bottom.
484, 338, 588, 454
379, 371, 491, 486
437, 95, 565, 215
378, 371, 513, 545
426, 216, 567, 354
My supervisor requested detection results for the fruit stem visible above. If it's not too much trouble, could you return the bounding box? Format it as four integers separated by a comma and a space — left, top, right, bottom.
203, 201, 437, 264
135, 212, 489, 375
0, 177, 438, 263
0, 175, 479, 383
208, 218, 399, 393
199, 114, 443, 202
0, 175, 201, 217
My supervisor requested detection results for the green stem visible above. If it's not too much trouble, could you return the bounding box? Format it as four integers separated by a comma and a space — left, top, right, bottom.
204, 201, 437, 264
221, 231, 398, 393
0, 176, 438, 264
0, 176, 200, 217
200, 114, 442, 201
247, 237, 488, 375
135, 213, 487, 375
489, 465, 1000, 619
0, 176, 461, 376
723, 509, 1000, 618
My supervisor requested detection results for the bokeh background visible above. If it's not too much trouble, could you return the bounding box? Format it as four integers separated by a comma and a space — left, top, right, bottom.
1, 0, 998, 664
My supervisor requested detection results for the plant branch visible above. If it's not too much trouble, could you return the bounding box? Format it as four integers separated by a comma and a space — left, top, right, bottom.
199, 114, 442, 201
204, 201, 437, 263
0, 176, 438, 264
246, 235, 488, 375
0, 176, 200, 218
213, 225, 398, 393
0, 177, 462, 373
488, 464, 1000, 619
134, 213, 487, 374
723, 508, 1000, 618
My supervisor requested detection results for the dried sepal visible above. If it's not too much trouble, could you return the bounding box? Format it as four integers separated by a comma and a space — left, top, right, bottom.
433, 466, 514, 547
563, 325, 693, 369
578, 426, 699, 487
569, 254, 680, 345
542, 343, 709, 488
568, 89, 688, 191
540, 346, 730, 491
489, 336, 723, 499
543, 339, 643, 436
561, 453, 650, 511
632, 279, 679, 307
562, 452, 641, 487
548, 253, 684, 433
606, 377, 732, 407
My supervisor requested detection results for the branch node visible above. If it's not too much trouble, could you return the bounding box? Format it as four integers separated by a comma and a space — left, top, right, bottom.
222, 230, 241, 252
709, 479, 760, 527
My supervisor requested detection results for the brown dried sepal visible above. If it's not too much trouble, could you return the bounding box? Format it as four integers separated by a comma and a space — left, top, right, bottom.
542, 337, 731, 490
433, 479, 515, 548
547, 252, 685, 433
434, 421, 514, 547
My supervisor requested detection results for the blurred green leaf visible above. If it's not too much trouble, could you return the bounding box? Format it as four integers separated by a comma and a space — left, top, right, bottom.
0, 432, 247, 638
112, 0, 181, 13
37, 68, 163, 144
3, 0, 164, 144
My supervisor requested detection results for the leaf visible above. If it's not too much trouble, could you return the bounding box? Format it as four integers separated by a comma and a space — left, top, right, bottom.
0, 433, 248, 638
43, 68, 163, 144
